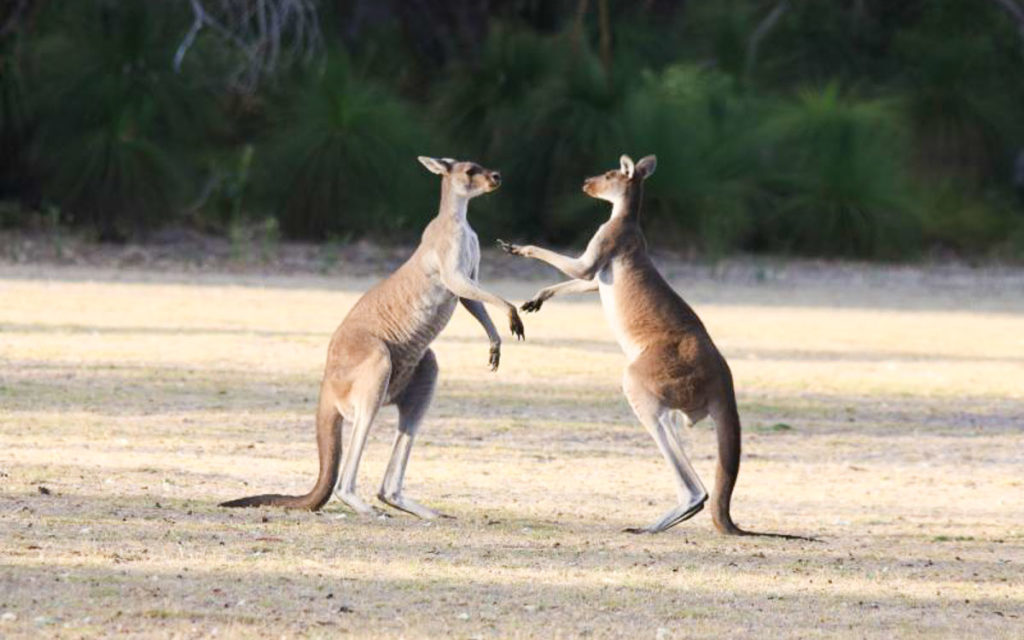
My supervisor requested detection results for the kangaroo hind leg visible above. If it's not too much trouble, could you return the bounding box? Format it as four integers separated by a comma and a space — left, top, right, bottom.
378, 349, 447, 519
331, 344, 391, 516
622, 369, 708, 534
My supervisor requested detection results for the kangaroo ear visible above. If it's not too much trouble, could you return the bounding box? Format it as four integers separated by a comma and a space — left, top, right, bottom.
418, 156, 453, 175
635, 155, 657, 180
619, 154, 635, 178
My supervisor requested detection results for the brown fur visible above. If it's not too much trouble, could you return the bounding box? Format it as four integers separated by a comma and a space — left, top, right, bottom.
501, 154, 745, 534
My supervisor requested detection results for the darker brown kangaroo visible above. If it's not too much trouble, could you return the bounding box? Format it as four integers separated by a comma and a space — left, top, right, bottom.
221, 156, 525, 517
501, 155, 809, 538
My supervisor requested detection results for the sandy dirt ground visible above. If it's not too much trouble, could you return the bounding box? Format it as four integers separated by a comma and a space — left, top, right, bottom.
1, 253, 1022, 638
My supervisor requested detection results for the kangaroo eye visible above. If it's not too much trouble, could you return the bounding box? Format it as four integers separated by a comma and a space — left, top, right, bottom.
466, 167, 479, 177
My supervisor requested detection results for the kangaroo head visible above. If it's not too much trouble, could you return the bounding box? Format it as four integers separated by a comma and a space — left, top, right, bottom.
418, 156, 501, 198
582, 154, 657, 203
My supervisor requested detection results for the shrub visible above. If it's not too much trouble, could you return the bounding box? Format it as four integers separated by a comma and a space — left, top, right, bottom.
917, 182, 1018, 254
437, 35, 766, 254
0, 37, 33, 205
436, 30, 653, 242
758, 84, 918, 257
30, 1, 215, 241
895, 1, 1024, 187
626, 65, 763, 254
256, 52, 435, 240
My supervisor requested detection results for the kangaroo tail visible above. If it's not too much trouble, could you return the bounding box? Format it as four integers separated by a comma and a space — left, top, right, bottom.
709, 373, 821, 542
711, 378, 745, 535
221, 388, 342, 511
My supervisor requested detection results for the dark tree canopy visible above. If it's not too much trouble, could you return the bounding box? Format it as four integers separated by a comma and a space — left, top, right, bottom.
1, 0, 1022, 258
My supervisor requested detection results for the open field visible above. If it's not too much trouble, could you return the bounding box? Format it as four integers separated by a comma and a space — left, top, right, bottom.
1, 257, 1022, 638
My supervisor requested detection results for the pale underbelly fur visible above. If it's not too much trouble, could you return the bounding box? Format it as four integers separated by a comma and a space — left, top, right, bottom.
598, 265, 645, 362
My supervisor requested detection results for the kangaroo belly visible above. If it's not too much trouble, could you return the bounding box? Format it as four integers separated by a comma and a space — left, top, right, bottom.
384, 281, 457, 396
396, 292, 456, 356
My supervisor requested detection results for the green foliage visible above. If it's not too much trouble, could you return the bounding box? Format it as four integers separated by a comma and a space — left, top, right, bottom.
434, 27, 554, 158
759, 84, 917, 257
189, 144, 255, 233
627, 65, 762, 254
257, 53, 435, 239
435, 30, 633, 241
30, 1, 215, 240
917, 183, 1019, 254
680, 0, 754, 81
1, 0, 1022, 258
0, 35, 32, 203
895, 2, 1024, 185
513, 44, 636, 239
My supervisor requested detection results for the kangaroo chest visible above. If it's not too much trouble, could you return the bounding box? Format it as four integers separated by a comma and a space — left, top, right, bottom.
597, 260, 645, 362
386, 222, 478, 368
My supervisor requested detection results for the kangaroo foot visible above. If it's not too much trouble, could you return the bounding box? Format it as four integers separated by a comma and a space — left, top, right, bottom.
624, 497, 706, 534
377, 491, 453, 520
333, 491, 376, 516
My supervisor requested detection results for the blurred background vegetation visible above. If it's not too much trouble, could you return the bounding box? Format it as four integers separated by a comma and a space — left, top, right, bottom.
2, 0, 1024, 259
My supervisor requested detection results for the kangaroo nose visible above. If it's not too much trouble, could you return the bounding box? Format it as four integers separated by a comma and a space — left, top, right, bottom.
491, 172, 502, 185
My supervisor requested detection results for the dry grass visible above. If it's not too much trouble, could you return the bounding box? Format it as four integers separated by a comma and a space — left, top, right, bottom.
1, 259, 1022, 638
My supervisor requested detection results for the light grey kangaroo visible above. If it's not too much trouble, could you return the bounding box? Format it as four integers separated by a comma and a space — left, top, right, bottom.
222, 156, 524, 518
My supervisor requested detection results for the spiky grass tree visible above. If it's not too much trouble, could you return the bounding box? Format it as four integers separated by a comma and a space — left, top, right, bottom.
760, 84, 918, 257
435, 30, 636, 242
0, 34, 32, 206
31, 1, 215, 241
257, 52, 434, 240
625, 65, 764, 254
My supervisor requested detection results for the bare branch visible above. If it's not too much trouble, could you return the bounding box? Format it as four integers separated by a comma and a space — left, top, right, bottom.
174, 0, 206, 71
0, 0, 30, 39
745, 0, 790, 79
174, 0, 324, 93
990, 0, 1024, 44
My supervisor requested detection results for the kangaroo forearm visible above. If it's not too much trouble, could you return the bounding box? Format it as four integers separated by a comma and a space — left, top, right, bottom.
442, 272, 513, 311
528, 246, 599, 280
460, 298, 501, 343
540, 278, 598, 301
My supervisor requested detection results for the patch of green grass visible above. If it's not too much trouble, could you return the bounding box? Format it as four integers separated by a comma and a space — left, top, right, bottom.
754, 422, 794, 433
932, 535, 976, 542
